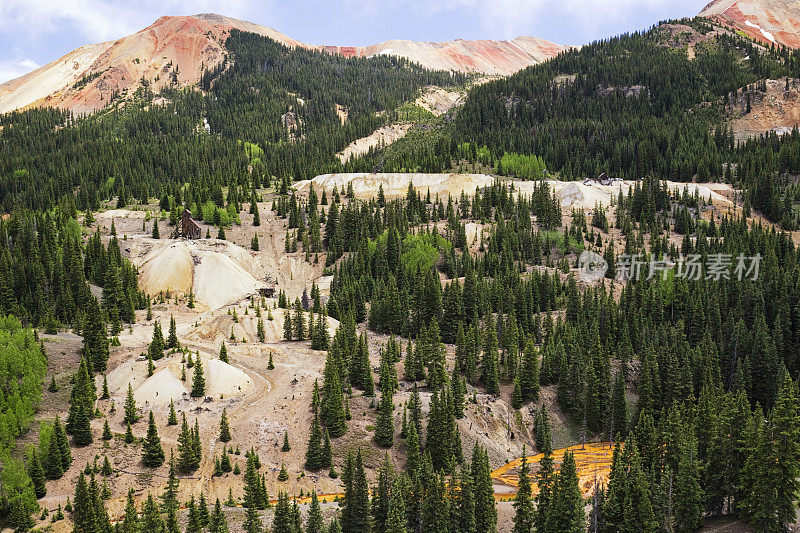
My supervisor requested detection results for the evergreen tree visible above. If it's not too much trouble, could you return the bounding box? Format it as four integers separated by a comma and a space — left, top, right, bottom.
177, 414, 199, 472
140, 493, 164, 533
210, 498, 230, 533
45, 426, 64, 479
191, 356, 206, 397
27, 449, 46, 498
544, 451, 585, 533
512, 447, 533, 533
306, 491, 324, 533
321, 350, 347, 437
83, 299, 110, 371
219, 342, 228, 363
102, 418, 113, 440
142, 412, 165, 467
341, 450, 371, 533
167, 399, 178, 425
272, 492, 293, 533
674, 440, 703, 533
219, 408, 232, 442
100, 374, 109, 399
166, 315, 178, 349
124, 382, 139, 424
53, 415, 71, 470
611, 370, 628, 441
375, 375, 395, 448
471, 445, 496, 533
482, 316, 500, 395
121, 489, 138, 533
284, 310, 293, 341
149, 321, 164, 360
67, 357, 95, 446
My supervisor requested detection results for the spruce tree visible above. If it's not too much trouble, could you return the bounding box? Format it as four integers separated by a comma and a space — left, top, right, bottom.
166, 315, 178, 349
177, 414, 198, 472
191, 356, 206, 397
342, 450, 371, 533
545, 451, 585, 532
512, 447, 534, 533
219, 342, 228, 363
83, 299, 110, 371
142, 412, 165, 467
520, 339, 540, 402
45, 427, 64, 479
28, 450, 47, 498
140, 493, 164, 533
219, 408, 232, 442
102, 418, 113, 440
72, 472, 95, 533
210, 498, 230, 533
124, 421, 134, 443
482, 316, 500, 395
471, 444, 496, 533
375, 376, 395, 448
321, 350, 347, 437
611, 370, 628, 440
305, 413, 326, 470
284, 310, 293, 341
121, 489, 138, 533
167, 399, 178, 425
67, 357, 95, 445
674, 440, 703, 533
124, 382, 139, 424
306, 491, 324, 533
53, 415, 71, 470
149, 321, 164, 360
100, 374, 109, 399
282, 430, 290, 452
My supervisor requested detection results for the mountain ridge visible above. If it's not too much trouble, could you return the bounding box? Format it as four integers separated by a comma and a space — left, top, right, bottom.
699, 0, 800, 47
0, 13, 567, 114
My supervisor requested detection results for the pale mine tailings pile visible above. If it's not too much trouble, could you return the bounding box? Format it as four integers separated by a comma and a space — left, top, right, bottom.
294, 173, 495, 199
336, 124, 412, 163
415, 86, 465, 116
183, 308, 339, 346
104, 353, 251, 408
296, 173, 735, 211
518, 180, 735, 211
131, 239, 266, 309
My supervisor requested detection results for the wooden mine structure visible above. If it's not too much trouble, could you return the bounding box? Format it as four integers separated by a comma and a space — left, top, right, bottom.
173, 209, 202, 239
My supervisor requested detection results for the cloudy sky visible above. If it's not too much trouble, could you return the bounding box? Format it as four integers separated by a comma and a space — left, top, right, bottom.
0, 0, 710, 83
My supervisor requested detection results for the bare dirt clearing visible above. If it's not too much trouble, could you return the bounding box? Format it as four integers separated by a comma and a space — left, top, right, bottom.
335, 124, 413, 163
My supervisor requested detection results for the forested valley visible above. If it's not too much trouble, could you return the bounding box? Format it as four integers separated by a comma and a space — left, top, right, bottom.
3, 13, 800, 533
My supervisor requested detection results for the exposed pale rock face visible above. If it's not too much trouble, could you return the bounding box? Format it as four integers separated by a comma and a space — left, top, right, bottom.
700, 0, 800, 47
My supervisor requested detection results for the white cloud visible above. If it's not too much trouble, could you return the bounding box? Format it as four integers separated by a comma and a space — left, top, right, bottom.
0, 0, 259, 43
0, 59, 41, 84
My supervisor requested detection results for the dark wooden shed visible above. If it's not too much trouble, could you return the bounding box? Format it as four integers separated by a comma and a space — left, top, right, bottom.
179, 210, 202, 239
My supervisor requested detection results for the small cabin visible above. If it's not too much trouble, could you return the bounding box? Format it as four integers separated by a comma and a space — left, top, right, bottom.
259, 283, 276, 298
180, 210, 202, 239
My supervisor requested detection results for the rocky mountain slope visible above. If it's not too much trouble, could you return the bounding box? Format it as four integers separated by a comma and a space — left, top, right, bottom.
0, 13, 566, 115
700, 0, 800, 47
